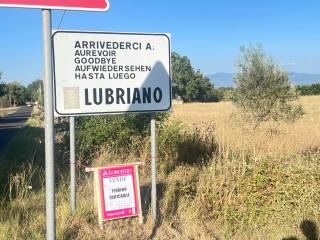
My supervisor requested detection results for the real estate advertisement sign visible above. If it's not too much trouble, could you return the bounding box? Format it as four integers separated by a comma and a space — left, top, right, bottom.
98, 164, 141, 221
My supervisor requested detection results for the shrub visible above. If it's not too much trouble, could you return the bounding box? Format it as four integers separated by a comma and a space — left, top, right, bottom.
296, 83, 320, 96
76, 113, 167, 164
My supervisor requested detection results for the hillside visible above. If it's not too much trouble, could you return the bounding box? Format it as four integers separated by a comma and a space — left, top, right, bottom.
208, 72, 320, 88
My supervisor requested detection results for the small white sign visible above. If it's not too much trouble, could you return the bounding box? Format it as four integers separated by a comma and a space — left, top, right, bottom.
102, 175, 135, 212
53, 31, 171, 116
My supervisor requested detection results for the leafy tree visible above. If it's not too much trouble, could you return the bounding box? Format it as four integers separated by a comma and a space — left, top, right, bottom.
185, 70, 217, 102
0, 72, 6, 97
172, 52, 194, 99
0, 72, 8, 107
172, 52, 218, 102
232, 44, 303, 123
7, 82, 27, 107
27, 79, 43, 105
0, 82, 6, 97
0, 72, 29, 107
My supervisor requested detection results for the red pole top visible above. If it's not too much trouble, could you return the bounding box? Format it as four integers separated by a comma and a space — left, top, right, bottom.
0, 0, 109, 11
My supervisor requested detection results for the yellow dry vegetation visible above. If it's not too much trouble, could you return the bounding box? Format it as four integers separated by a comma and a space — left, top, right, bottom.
1, 96, 320, 240
166, 96, 320, 239
0, 107, 18, 117
171, 96, 320, 159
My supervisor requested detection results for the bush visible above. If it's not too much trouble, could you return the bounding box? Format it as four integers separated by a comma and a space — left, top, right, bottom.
75, 113, 167, 163
296, 83, 320, 96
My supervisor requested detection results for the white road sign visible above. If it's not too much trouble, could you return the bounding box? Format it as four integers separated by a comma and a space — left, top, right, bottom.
52, 31, 171, 116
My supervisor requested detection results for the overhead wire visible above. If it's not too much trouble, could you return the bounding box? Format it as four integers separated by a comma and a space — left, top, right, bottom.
57, 10, 66, 30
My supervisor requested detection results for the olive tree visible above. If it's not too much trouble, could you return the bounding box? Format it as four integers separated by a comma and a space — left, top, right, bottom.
232, 44, 303, 123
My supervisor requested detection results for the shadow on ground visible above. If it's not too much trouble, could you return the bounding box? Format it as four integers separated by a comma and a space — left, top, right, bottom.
140, 182, 166, 239
282, 219, 319, 240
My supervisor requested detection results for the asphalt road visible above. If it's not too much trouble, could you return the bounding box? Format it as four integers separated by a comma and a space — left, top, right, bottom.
0, 106, 33, 151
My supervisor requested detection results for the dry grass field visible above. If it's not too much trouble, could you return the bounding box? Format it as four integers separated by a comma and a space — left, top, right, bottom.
171, 95, 320, 159
1, 96, 320, 239
167, 95, 320, 239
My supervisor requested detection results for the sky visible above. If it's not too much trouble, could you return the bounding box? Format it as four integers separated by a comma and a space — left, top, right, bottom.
0, 0, 320, 86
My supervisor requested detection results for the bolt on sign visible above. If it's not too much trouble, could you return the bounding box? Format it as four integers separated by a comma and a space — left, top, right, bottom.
87, 163, 143, 226
0, 0, 109, 11
52, 31, 171, 116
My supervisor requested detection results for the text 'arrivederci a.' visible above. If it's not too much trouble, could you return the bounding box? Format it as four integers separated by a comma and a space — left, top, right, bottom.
74, 40, 155, 80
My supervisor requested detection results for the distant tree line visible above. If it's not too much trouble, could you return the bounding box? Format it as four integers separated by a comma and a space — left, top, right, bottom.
212, 83, 320, 102
217, 83, 320, 100
2, 53, 318, 110
0, 73, 43, 108
296, 83, 320, 96
0, 81, 27, 108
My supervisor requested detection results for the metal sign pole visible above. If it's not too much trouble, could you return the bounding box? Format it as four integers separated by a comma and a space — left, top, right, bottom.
70, 116, 76, 214
42, 9, 56, 240
150, 113, 157, 223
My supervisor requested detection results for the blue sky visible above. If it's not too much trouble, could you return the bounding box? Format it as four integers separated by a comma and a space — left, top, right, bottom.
0, 0, 320, 86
